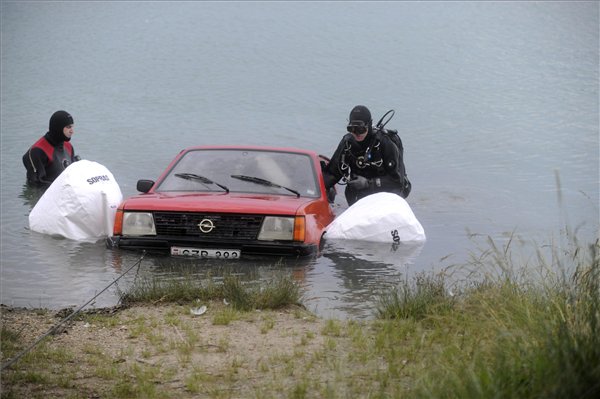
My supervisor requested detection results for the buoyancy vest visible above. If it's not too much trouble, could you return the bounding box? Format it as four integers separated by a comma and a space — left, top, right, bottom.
340, 132, 390, 180
26, 136, 74, 182
32, 136, 73, 161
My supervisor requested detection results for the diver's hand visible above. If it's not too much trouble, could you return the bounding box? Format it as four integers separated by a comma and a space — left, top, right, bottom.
74, 155, 81, 162
347, 175, 370, 191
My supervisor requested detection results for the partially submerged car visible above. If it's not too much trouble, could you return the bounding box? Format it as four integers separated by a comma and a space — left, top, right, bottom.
107, 146, 336, 258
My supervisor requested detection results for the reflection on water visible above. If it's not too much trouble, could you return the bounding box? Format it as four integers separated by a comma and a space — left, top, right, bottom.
303, 240, 425, 319
117, 254, 315, 289
18, 183, 45, 211
323, 239, 425, 267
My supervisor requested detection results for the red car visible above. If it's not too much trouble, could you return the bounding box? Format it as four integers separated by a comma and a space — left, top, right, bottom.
107, 146, 336, 258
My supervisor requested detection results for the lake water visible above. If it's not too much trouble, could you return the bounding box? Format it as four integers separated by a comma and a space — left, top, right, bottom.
1, 2, 598, 319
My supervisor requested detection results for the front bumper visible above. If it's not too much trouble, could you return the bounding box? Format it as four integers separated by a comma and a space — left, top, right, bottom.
106, 235, 317, 257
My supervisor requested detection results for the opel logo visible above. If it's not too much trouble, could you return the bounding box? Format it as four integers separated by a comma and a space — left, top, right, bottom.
198, 219, 215, 233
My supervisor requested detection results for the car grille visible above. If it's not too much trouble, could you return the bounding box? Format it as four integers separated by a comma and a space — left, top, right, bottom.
153, 212, 263, 240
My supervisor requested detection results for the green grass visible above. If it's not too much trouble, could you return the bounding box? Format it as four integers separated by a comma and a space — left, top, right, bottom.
375, 272, 455, 321
1, 325, 21, 354
118, 272, 302, 311
373, 236, 600, 399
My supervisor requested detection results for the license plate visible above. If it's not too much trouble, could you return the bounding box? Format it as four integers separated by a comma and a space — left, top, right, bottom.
170, 247, 241, 259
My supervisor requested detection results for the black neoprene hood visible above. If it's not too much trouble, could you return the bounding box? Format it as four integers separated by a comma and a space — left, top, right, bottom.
48, 110, 74, 143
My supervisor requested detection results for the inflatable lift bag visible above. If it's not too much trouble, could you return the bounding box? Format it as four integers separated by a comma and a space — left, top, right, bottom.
29, 160, 123, 241
324, 192, 426, 243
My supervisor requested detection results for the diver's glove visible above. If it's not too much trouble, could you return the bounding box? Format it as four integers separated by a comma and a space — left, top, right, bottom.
347, 175, 370, 191
74, 155, 81, 162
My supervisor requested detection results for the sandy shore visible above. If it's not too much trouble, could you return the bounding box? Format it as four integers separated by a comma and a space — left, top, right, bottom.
1, 303, 370, 398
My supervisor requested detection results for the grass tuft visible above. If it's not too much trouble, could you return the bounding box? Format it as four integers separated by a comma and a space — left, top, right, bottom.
375, 272, 455, 320
119, 271, 301, 311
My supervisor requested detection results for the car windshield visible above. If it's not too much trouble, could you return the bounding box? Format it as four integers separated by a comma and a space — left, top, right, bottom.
155, 149, 320, 198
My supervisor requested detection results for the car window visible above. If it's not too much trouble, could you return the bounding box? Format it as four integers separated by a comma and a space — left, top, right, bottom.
156, 149, 320, 197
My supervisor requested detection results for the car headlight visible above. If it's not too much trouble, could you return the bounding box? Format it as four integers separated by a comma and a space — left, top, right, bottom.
258, 216, 295, 241
122, 212, 156, 236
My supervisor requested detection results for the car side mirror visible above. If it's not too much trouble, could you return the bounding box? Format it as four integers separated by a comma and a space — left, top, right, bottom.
136, 179, 155, 193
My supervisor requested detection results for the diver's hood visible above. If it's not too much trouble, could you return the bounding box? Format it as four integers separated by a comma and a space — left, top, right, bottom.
47, 110, 73, 144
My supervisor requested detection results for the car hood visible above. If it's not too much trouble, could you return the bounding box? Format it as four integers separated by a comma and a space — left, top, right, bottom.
121, 192, 317, 215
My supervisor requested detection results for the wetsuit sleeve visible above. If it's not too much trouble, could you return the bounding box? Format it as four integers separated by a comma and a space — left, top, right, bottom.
71, 145, 79, 162
322, 139, 348, 189
22, 147, 52, 186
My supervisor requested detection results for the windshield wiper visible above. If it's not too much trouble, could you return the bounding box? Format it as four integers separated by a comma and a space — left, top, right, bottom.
230, 175, 300, 198
174, 173, 229, 193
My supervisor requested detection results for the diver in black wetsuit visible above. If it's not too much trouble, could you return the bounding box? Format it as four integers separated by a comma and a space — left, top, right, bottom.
22, 110, 80, 186
323, 105, 411, 206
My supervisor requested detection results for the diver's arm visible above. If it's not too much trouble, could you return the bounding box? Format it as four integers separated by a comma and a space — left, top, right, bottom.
381, 137, 403, 182
322, 139, 348, 189
70, 145, 81, 162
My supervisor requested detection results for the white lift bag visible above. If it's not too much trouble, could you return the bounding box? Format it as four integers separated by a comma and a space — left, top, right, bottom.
325, 192, 426, 243
28, 160, 123, 242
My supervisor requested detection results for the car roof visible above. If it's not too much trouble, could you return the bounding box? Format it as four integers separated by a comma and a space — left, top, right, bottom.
180, 145, 319, 157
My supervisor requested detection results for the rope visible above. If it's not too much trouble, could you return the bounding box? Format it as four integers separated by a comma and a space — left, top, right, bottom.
1, 251, 146, 371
